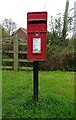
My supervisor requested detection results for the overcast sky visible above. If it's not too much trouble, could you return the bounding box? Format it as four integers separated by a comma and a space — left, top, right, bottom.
0, 0, 75, 30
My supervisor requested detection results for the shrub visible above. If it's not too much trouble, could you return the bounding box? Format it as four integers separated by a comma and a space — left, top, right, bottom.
39, 39, 75, 71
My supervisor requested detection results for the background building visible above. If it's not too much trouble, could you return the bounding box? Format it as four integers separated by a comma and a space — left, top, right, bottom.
12, 27, 27, 41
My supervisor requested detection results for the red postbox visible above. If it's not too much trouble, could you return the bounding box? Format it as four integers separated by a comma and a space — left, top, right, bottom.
27, 12, 47, 61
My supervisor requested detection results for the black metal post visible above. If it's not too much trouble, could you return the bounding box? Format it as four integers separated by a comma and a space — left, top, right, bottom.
33, 61, 38, 100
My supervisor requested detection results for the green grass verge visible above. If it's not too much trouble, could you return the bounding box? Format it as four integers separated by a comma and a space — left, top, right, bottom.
0, 70, 2, 119
2, 70, 75, 119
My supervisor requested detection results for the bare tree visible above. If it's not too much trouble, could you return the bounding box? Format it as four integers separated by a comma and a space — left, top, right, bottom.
2, 19, 17, 36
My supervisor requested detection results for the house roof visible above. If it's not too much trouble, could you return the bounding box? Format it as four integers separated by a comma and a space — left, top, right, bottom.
12, 27, 27, 35
20, 27, 27, 34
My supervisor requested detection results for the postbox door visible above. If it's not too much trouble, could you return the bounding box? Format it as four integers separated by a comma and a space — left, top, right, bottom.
27, 32, 47, 61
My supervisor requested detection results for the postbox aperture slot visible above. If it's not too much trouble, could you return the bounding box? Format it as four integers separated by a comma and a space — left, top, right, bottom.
28, 19, 46, 24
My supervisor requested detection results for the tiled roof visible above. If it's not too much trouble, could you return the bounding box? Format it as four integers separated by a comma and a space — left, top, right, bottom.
21, 28, 27, 33
12, 27, 27, 35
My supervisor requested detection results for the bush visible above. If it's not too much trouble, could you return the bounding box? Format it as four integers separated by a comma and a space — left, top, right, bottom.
39, 44, 63, 71
60, 51, 76, 71
39, 39, 75, 71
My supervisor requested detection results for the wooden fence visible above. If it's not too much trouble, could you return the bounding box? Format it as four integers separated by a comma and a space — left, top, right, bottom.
2, 38, 33, 71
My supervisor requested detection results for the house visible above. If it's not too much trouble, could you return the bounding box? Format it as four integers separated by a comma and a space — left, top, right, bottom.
12, 27, 27, 40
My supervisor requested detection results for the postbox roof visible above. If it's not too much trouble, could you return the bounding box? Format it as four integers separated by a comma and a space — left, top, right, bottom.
27, 11, 47, 21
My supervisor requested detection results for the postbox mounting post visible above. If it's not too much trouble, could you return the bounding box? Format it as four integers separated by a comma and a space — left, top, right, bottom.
33, 61, 38, 100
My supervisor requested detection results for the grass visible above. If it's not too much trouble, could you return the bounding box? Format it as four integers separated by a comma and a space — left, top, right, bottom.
2, 70, 75, 119
0, 70, 2, 119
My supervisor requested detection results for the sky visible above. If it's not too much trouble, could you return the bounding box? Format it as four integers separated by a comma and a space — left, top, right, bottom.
0, 0, 75, 30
